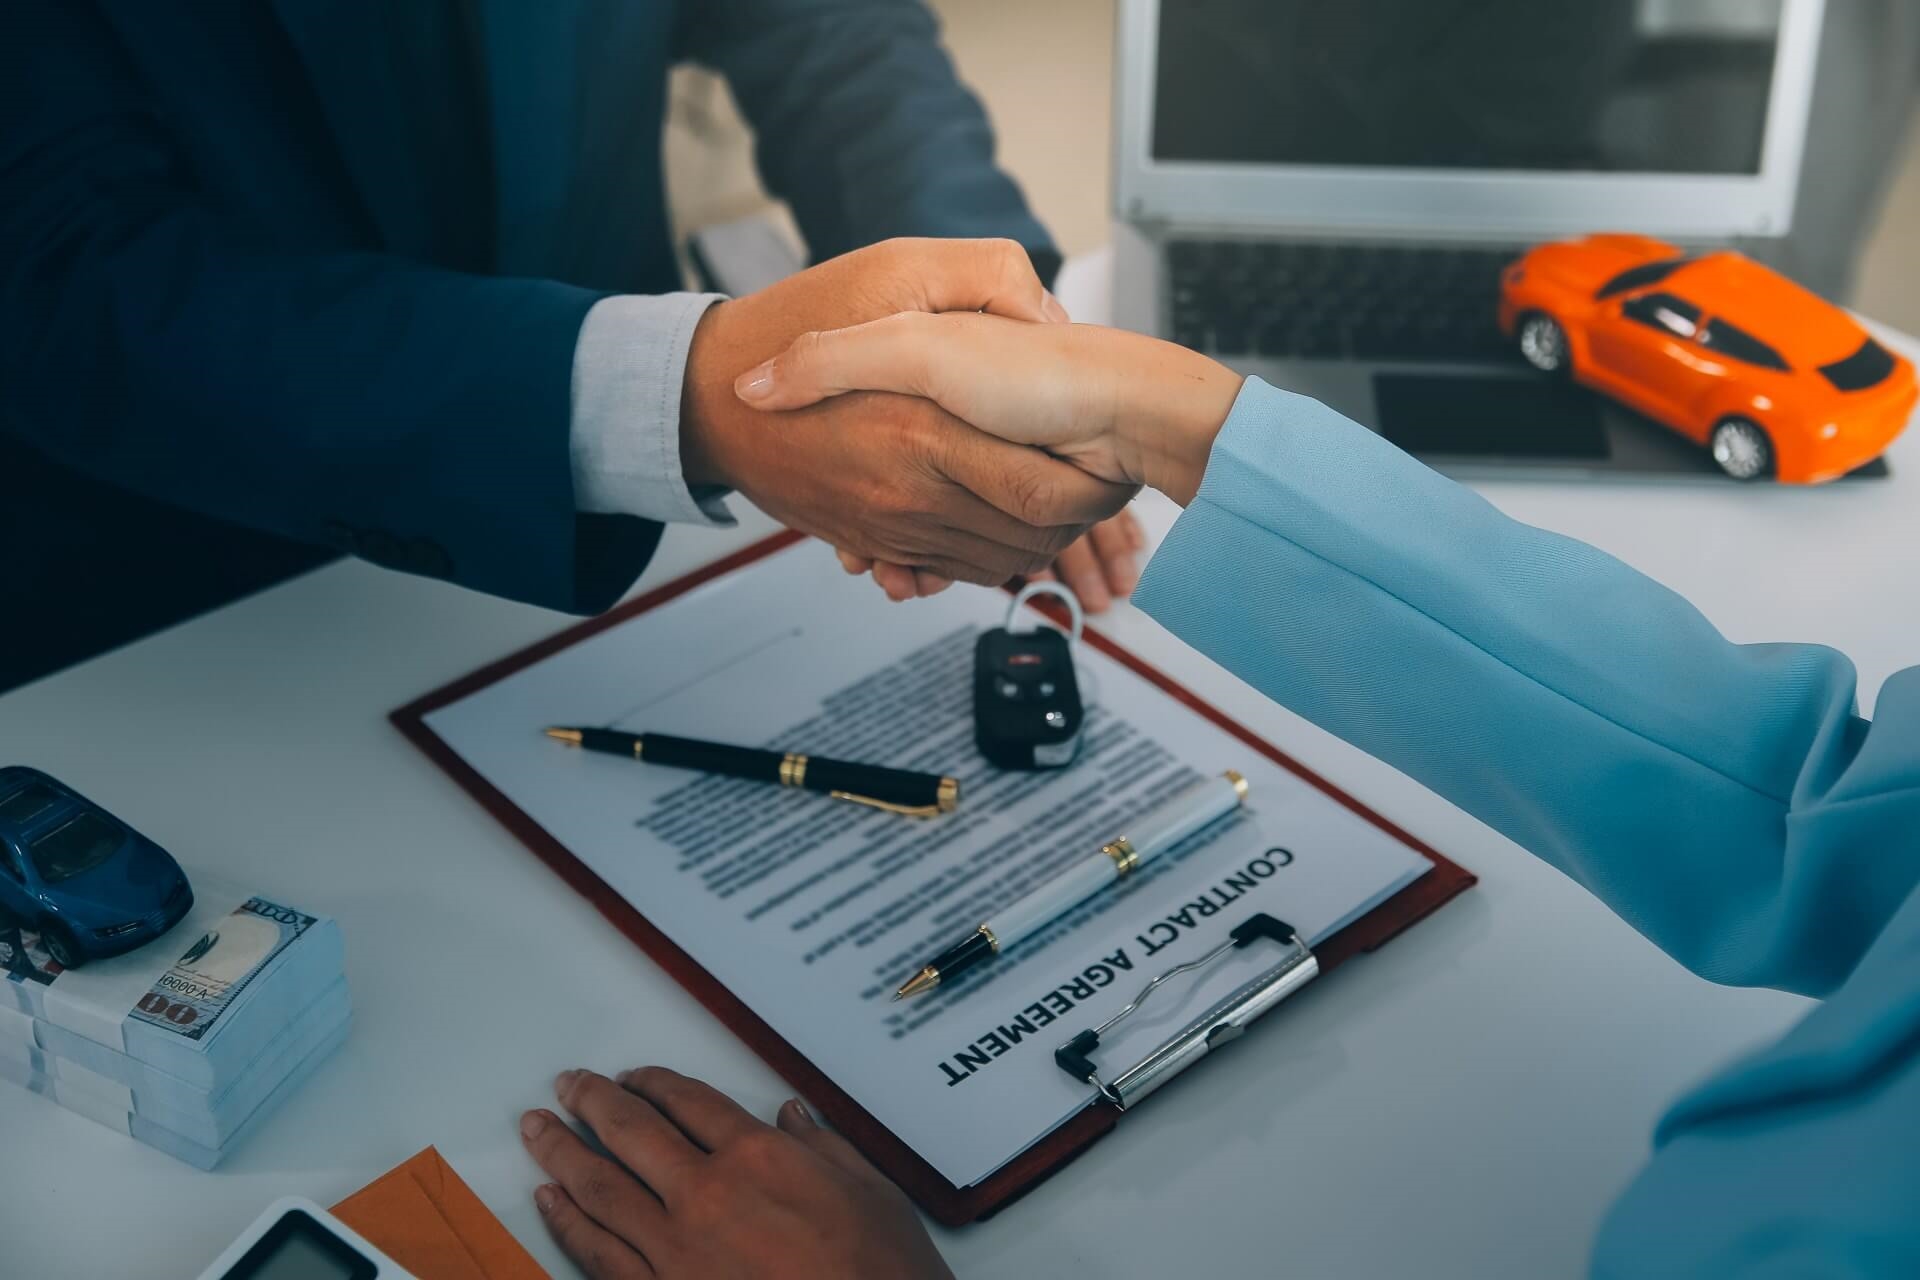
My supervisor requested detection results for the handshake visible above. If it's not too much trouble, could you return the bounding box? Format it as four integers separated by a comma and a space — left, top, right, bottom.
680, 238, 1244, 608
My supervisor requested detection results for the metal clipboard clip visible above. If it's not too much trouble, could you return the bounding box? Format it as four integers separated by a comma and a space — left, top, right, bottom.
1053, 913, 1318, 1111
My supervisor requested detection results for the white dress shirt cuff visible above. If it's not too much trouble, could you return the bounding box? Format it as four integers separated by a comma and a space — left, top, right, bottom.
570, 292, 734, 526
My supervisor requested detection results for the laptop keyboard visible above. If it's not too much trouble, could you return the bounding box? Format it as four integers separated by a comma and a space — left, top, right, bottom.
1165, 240, 1521, 362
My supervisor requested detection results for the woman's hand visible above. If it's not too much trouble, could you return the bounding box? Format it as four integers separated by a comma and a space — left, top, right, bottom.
521, 1066, 954, 1280
735, 313, 1243, 507
737, 312, 1240, 604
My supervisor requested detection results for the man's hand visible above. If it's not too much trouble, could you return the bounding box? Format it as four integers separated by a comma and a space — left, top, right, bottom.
835, 508, 1146, 608
521, 1067, 953, 1280
1032, 510, 1147, 609
682, 239, 1133, 586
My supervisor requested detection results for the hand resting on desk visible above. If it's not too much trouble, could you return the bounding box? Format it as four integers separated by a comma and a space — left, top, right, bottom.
520, 1066, 951, 1280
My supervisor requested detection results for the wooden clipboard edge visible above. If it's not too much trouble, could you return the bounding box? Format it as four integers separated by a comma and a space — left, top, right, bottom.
391, 531, 1475, 1227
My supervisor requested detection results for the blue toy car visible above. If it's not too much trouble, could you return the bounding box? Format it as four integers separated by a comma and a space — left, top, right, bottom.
0, 766, 193, 971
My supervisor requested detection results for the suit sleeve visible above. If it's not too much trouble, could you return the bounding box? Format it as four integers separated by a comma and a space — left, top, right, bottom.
674, 0, 1058, 280
1135, 378, 1920, 1274
1134, 378, 1920, 1000
1588, 872, 1920, 1277
0, 0, 660, 615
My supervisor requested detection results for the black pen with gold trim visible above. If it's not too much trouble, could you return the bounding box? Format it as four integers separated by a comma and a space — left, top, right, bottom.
543, 727, 960, 818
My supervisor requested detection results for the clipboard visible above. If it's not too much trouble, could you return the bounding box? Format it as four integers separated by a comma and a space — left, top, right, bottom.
392, 530, 1475, 1225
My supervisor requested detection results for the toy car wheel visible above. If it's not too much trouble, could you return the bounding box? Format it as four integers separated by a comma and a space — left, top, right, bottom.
38, 920, 82, 969
1516, 312, 1570, 375
1710, 417, 1774, 481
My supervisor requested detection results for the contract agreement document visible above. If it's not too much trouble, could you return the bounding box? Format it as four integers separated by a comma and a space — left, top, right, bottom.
422, 539, 1434, 1189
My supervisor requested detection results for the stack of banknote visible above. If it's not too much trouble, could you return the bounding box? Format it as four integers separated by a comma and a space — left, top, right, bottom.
0, 885, 348, 1169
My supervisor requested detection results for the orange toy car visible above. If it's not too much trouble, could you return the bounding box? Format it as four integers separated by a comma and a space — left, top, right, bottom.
1498, 234, 1916, 482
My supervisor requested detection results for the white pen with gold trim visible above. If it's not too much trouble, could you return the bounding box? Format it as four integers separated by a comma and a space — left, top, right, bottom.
894, 771, 1249, 999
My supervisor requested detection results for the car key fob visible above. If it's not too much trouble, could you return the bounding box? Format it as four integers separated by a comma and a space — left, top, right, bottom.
974, 624, 1084, 769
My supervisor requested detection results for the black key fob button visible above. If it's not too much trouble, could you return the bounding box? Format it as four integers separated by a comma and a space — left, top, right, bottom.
974, 626, 1084, 770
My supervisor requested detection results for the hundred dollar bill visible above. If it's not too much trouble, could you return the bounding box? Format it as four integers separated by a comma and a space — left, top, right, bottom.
0, 977, 351, 1153
0, 881, 342, 1091
127, 897, 315, 1042
0, 1007, 353, 1171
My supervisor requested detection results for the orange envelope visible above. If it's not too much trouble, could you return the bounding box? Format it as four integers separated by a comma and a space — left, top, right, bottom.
332, 1146, 549, 1280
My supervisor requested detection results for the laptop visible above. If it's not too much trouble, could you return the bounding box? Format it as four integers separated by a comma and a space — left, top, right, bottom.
1110, 0, 1849, 480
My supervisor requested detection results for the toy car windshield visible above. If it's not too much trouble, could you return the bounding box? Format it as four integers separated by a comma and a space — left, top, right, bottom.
28, 812, 124, 882
1594, 257, 1690, 299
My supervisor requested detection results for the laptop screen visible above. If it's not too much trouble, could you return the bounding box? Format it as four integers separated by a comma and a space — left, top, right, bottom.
1152, 0, 1782, 176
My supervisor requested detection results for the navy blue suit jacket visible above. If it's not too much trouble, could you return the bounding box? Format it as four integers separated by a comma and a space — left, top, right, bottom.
0, 0, 1051, 690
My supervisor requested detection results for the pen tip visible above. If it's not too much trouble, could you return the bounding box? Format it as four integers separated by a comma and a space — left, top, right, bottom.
544, 727, 584, 745
894, 967, 940, 1001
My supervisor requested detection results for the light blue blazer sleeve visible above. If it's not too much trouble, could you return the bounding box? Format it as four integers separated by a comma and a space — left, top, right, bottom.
1132, 379, 1920, 1277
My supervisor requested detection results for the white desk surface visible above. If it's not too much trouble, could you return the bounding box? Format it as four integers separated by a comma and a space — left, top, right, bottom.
3, 255, 1916, 1280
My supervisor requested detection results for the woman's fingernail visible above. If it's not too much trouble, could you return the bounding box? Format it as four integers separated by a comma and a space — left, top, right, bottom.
554, 1069, 581, 1097
1042, 292, 1071, 324
734, 362, 776, 401
783, 1098, 815, 1128
520, 1110, 548, 1141
534, 1184, 558, 1214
